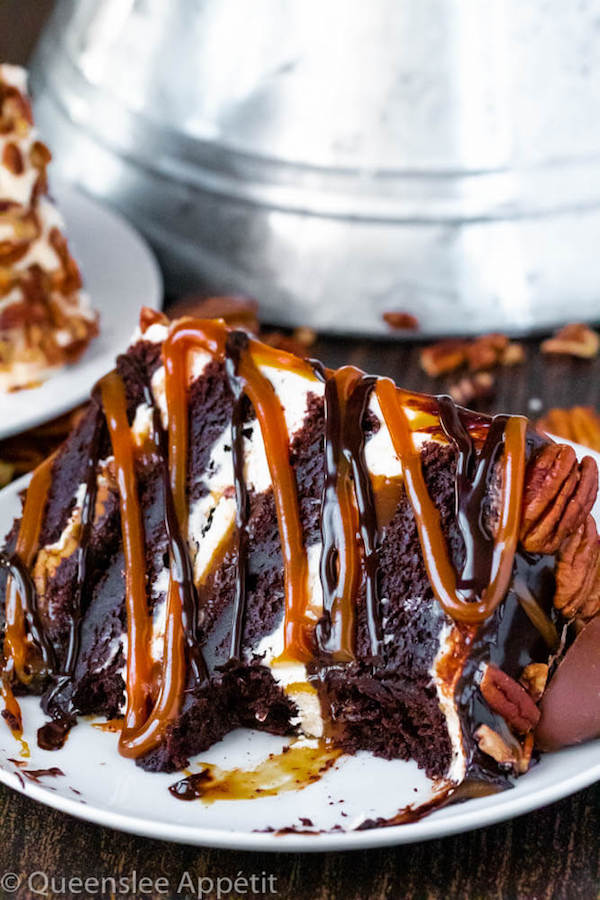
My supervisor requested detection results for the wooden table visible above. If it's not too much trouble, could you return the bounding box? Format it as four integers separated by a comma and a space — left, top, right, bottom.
2, 334, 600, 899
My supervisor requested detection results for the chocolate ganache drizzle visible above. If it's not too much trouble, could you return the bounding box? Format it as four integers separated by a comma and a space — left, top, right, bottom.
224, 331, 252, 661
1, 315, 537, 761
315, 363, 383, 662
41, 402, 105, 733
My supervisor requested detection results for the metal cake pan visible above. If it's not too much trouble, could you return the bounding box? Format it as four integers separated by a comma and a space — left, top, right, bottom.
30, 0, 600, 337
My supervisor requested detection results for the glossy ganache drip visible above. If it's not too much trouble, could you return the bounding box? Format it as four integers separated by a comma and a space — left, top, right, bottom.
40, 402, 105, 737
224, 331, 252, 661
1, 315, 535, 761
314, 363, 383, 662
0, 553, 55, 678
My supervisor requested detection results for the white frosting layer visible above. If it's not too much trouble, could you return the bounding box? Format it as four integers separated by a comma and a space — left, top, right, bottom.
431, 623, 468, 784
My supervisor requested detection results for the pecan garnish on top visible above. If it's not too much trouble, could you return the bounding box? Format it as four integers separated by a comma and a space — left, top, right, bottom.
554, 515, 600, 621
541, 323, 600, 358
520, 443, 597, 554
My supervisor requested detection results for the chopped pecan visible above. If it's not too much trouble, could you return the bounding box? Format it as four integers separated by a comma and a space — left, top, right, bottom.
382, 311, 419, 331
448, 371, 495, 406
293, 326, 317, 348
29, 139, 51, 169
474, 725, 519, 768
420, 332, 523, 378
520, 663, 549, 702
554, 514, 600, 620
2, 141, 23, 174
139, 306, 169, 333
419, 340, 466, 376
475, 725, 534, 774
480, 664, 540, 734
520, 444, 598, 554
499, 342, 525, 366
516, 733, 535, 774
465, 333, 508, 371
541, 323, 600, 358
537, 405, 600, 453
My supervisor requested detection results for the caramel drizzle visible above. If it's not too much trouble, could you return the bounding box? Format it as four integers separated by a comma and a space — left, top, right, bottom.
99, 371, 153, 753
376, 378, 527, 624
130, 357, 207, 688
113, 321, 228, 758
316, 366, 383, 661
225, 331, 312, 662
1, 455, 55, 741
3, 456, 54, 685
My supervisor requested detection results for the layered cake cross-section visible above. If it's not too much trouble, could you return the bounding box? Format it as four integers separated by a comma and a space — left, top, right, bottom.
0, 64, 98, 391
2, 309, 600, 812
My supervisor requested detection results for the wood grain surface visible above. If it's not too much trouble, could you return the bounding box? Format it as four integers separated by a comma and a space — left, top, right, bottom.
1, 334, 600, 900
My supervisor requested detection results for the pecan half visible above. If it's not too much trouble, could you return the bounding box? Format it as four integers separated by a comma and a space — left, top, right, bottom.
516, 733, 535, 774
541, 323, 600, 358
382, 311, 419, 331
420, 339, 466, 377
465, 333, 508, 371
520, 663, 549, 702
139, 306, 169, 333
480, 664, 540, 734
554, 514, 600, 620
537, 406, 600, 453
520, 444, 598, 554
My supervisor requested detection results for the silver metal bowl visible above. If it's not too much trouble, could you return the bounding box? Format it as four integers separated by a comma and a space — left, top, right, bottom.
30, 0, 600, 336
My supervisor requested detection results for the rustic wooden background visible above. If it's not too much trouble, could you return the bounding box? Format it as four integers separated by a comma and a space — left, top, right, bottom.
1, 4, 600, 898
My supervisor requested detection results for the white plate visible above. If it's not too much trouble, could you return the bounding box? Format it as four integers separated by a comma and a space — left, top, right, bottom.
0, 183, 162, 440
0, 442, 599, 852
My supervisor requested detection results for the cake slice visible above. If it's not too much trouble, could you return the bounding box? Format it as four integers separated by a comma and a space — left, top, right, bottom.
0, 64, 98, 392
2, 309, 600, 809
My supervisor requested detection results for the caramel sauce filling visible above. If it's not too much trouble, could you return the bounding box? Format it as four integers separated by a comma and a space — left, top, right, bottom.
370, 475, 404, 531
